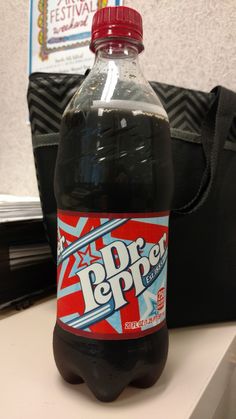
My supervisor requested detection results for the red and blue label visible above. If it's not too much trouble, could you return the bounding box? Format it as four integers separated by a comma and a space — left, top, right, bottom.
57, 211, 169, 340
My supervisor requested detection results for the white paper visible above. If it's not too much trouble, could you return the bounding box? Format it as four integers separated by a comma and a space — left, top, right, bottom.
0, 195, 42, 223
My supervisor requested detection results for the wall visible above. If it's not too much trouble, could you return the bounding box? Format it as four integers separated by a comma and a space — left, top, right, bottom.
0, 0, 235, 196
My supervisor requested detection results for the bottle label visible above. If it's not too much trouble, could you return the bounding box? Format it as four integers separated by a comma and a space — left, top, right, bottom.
57, 210, 169, 340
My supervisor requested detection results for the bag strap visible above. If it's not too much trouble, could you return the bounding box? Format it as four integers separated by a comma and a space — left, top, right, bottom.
174, 86, 236, 215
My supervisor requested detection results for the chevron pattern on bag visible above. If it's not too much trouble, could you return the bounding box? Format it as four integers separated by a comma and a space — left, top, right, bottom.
150, 82, 213, 134
28, 73, 236, 144
28, 74, 84, 135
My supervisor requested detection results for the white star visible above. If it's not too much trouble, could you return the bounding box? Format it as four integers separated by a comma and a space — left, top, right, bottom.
141, 290, 158, 320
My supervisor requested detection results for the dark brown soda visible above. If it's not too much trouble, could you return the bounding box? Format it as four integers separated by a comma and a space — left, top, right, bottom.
53, 322, 168, 402
54, 106, 173, 401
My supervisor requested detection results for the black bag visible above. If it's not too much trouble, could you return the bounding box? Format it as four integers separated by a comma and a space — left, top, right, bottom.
27, 73, 236, 327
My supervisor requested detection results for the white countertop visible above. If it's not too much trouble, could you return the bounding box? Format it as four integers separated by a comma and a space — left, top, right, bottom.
0, 298, 235, 419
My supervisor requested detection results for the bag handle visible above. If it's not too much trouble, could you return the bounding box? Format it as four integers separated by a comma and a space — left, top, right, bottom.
174, 86, 236, 215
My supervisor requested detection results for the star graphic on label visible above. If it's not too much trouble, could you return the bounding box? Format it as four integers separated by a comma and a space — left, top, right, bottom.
149, 299, 158, 317
68, 242, 101, 278
141, 290, 158, 320
77, 245, 101, 268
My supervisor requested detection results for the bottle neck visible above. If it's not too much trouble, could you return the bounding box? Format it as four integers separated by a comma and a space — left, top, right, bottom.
90, 40, 144, 87
94, 40, 140, 60
75, 38, 161, 110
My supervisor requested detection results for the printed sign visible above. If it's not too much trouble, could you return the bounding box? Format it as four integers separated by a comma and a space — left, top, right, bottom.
57, 211, 169, 339
29, 0, 123, 75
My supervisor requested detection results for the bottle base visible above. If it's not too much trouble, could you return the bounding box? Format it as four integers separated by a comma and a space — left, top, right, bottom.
53, 323, 168, 402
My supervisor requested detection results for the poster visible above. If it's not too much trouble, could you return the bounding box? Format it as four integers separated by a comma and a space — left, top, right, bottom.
29, 0, 123, 75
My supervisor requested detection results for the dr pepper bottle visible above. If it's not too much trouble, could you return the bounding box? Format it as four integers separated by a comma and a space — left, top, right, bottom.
54, 6, 173, 401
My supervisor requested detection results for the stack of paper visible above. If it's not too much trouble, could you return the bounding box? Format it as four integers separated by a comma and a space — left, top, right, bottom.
0, 194, 42, 222
0, 195, 55, 310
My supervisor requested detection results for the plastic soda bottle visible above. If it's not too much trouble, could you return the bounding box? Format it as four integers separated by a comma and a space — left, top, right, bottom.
54, 6, 173, 401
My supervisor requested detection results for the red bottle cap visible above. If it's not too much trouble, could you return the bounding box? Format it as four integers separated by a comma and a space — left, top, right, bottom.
90, 6, 143, 53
